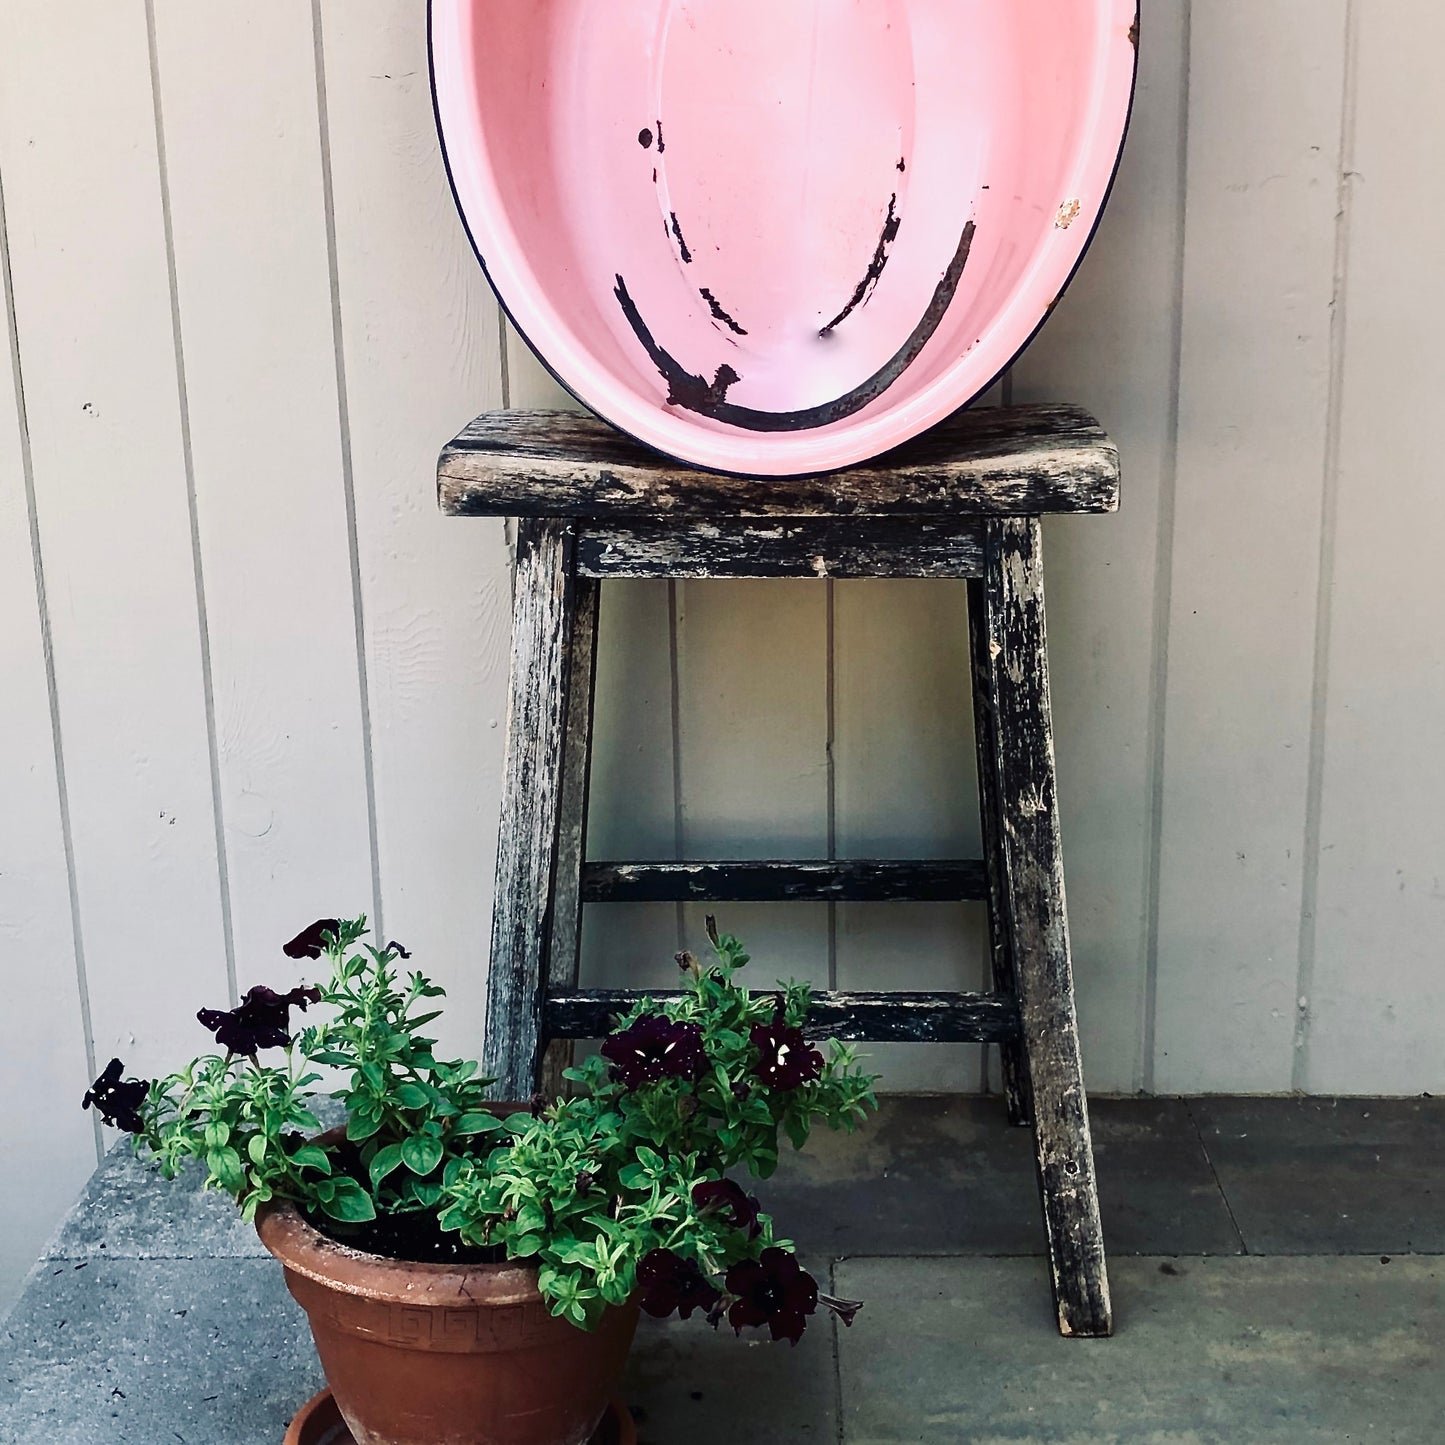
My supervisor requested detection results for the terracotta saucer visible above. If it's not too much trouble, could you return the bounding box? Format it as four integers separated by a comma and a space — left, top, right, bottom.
284, 1388, 637, 1445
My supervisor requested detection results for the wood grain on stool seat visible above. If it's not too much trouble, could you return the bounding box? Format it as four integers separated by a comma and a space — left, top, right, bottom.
438, 405, 1119, 519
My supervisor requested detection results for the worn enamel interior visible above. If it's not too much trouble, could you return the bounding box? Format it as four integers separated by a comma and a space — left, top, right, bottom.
432, 0, 1138, 477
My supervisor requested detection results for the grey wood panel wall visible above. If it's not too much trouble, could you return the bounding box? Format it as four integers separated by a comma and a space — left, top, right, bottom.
0, 1, 1438, 1313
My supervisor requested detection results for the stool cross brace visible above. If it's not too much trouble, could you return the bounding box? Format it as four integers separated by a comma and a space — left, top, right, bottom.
439, 404, 1117, 1338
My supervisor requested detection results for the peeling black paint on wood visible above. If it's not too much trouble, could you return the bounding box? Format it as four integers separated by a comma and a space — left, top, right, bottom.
457, 411, 1113, 1339
574, 516, 985, 579
979, 516, 1112, 1337
547, 574, 600, 993
480, 520, 577, 1102
539, 574, 600, 1101
439, 403, 1119, 517
581, 858, 988, 904
968, 574, 1033, 1127
609, 218, 974, 433
546, 989, 1021, 1045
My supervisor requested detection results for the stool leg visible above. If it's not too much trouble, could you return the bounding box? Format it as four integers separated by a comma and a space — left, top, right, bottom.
967, 576, 1033, 1127
979, 517, 1112, 1338
540, 575, 601, 1098
483, 519, 578, 1101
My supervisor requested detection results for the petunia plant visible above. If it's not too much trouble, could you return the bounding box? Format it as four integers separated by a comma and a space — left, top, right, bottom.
92, 919, 502, 1227
436, 925, 877, 1336
83, 916, 878, 1344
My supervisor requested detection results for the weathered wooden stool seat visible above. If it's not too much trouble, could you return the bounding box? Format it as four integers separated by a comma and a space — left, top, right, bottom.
438, 404, 1116, 1338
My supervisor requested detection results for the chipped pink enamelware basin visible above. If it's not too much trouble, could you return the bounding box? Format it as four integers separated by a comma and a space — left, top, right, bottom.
431, 1, 1139, 477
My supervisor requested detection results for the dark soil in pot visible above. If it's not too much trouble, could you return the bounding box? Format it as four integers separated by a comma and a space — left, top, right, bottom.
292, 1133, 505, 1265
304, 1206, 503, 1265
300, 1192, 505, 1266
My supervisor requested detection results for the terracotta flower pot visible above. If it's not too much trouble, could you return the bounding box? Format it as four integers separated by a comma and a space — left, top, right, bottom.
257, 1201, 639, 1445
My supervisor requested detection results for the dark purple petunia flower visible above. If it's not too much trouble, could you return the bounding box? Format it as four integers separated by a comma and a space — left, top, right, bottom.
636, 1248, 721, 1321
601, 1014, 707, 1089
750, 1017, 823, 1091
282, 919, 340, 960
197, 984, 322, 1055
725, 1247, 819, 1344
82, 1059, 149, 1134
692, 1178, 762, 1240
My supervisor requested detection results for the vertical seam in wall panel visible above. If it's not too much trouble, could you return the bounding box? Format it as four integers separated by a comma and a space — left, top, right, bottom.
824, 579, 837, 991
1141, 0, 1194, 1095
312, 0, 385, 939
1294, 0, 1360, 1093
499, 313, 513, 411
146, 1, 238, 1007
499, 316, 515, 557
667, 580, 686, 952
0, 163, 103, 1164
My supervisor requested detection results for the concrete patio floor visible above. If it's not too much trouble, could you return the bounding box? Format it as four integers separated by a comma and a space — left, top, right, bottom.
1, 1094, 1441, 1443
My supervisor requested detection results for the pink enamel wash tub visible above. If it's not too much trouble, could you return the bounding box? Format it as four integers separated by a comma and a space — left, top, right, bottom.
430, 1, 1138, 477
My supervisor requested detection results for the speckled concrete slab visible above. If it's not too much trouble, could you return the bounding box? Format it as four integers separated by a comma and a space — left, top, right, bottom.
835, 1254, 1445, 1443
0, 1256, 321, 1445
42, 1097, 346, 1265
764, 1096, 1242, 1258
40, 1145, 266, 1263
1090, 1098, 1245, 1256
9, 1096, 1440, 1443
622, 1257, 837, 1445
1192, 1096, 1445, 1255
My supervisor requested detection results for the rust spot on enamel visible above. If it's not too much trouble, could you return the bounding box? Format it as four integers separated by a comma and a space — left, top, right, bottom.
820, 193, 902, 336
699, 287, 748, 336
612, 217, 976, 433
668, 211, 693, 263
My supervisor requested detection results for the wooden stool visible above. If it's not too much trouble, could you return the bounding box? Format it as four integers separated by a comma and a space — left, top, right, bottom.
437, 404, 1117, 1337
